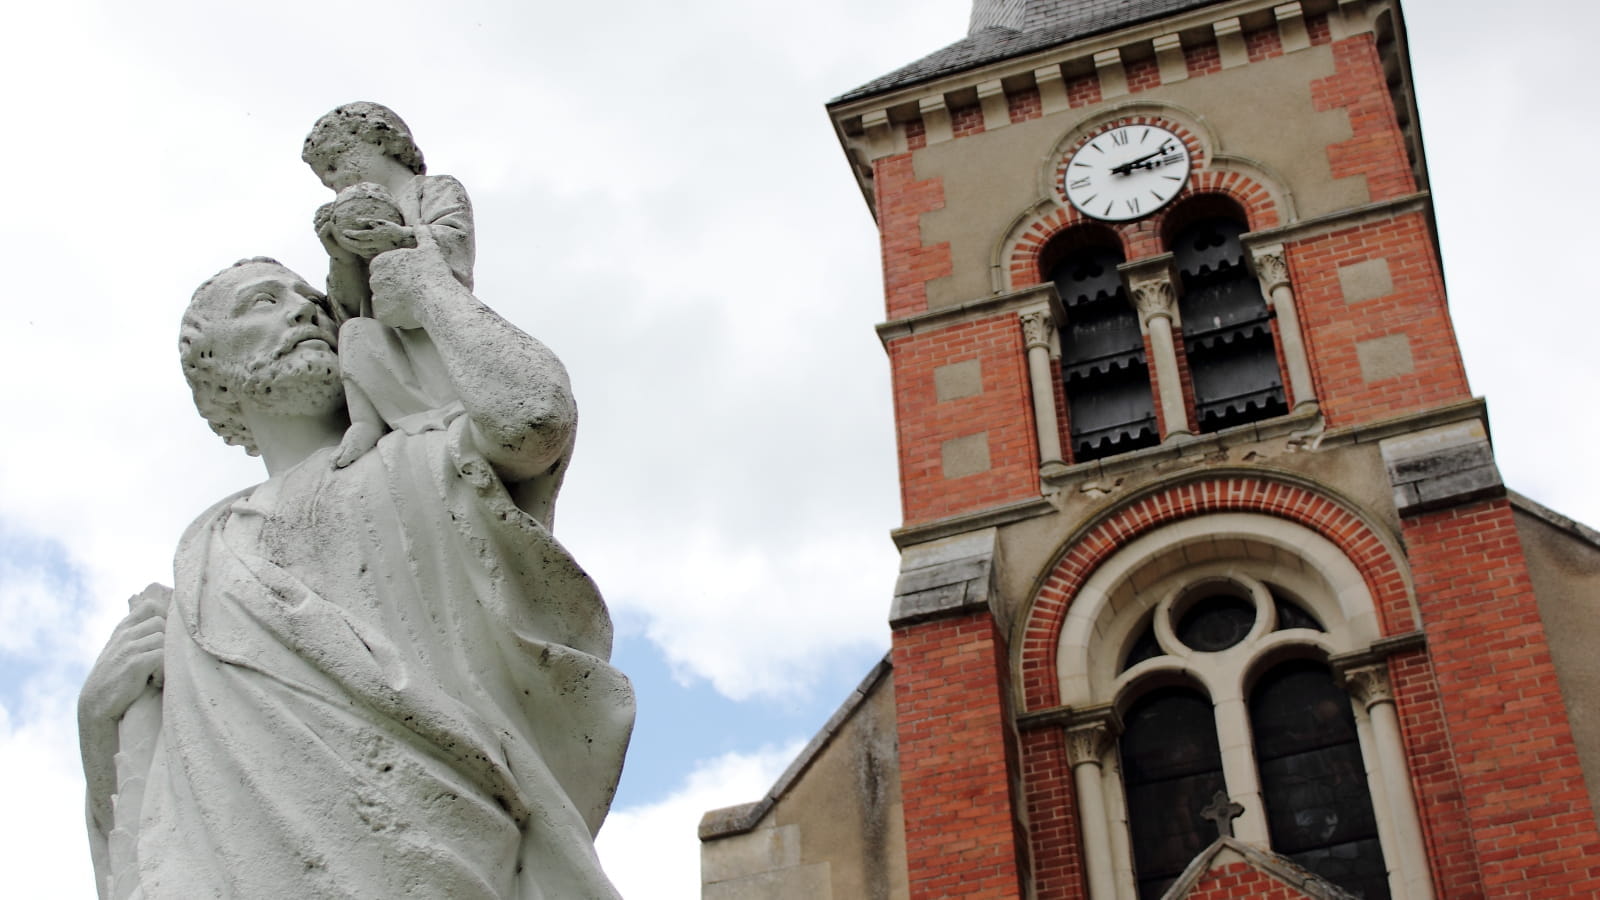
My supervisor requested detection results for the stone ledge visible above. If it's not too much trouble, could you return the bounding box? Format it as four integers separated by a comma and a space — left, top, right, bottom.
1380, 420, 1503, 516
890, 528, 1001, 627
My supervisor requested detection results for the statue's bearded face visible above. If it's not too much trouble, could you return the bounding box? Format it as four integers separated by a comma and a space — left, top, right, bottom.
193, 264, 344, 419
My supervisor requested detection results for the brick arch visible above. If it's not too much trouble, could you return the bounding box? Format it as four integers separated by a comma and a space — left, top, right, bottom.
1018, 473, 1412, 712
1004, 170, 1283, 290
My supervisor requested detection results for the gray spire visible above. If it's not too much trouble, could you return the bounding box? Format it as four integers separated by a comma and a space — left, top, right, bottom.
969, 0, 1026, 33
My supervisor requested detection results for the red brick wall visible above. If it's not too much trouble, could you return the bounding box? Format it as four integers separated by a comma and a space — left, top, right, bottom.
887, 315, 1039, 525
1183, 861, 1318, 899
1287, 211, 1469, 427
1022, 727, 1085, 900
893, 612, 1028, 900
1389, 647, 1487, 897
1312, 36, 1417, 202
1400, 499, 1600, 895
873, 153, 951, 320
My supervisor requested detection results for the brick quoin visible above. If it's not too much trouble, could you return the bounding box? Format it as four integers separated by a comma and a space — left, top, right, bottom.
1287, 211, 1469, 427
888, 315, 1039, 526
1312, 35, 1417, 202
893, 611, 1028, 900
874, 153, 951, 320
1401, 498, 1600, 895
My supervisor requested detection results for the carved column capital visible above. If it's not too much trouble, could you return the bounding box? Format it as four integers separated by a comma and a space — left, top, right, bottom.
1249, 243, 1291, 297
1129, 277, 1176, 326
1065, 722, 1115, 767
1019, 310, 1054, 351
1341, 663, 1394, 709
1118, 253, 1180, 329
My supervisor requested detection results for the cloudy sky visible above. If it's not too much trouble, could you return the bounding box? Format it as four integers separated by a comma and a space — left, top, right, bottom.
1, 1, 1594, 896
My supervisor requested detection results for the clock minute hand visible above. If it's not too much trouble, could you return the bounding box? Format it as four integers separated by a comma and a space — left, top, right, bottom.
1110, 145, 1170, 176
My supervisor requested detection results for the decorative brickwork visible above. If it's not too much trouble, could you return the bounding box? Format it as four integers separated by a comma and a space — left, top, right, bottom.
1007, 170, 1279, 291
905, 118, 928, 151
1286, 211, 1468, 427
1312, 36, 1417, 202
892, 611, 1028, 900
953, 102, 986, 138
1185, 39, 1223, 77
874, 153, 951, 319
1307, 13, 1332, 45
1009, 86, 1043, 123
1020, 476, 1413, 712
1126, 57, 1161, 93
888, 315, 1039, 524
1066, 72, 1102, 108
1182, 860, 1319, 899
1401, 499, 1600, 895
1245, 27, 1285, 63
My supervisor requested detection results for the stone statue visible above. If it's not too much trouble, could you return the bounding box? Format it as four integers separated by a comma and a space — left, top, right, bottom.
303, 101, 477, 469
78, 106, 634, 899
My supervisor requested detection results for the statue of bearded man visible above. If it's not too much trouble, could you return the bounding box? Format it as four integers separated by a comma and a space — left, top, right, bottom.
78, 238, 633, 898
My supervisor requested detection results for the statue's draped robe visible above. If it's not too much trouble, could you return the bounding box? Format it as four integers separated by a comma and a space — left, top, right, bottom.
130, 418, 632, 898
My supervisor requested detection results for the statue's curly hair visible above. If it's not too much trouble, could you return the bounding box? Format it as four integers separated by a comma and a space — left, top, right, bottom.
178, 257, 287, 456
302, 101, 426, 177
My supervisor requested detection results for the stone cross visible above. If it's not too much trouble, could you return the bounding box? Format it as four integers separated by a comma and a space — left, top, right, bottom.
1200, 790, 1245, 839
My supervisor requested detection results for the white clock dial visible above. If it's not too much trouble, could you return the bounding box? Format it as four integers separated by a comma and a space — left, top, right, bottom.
1062, 124, 1192, 222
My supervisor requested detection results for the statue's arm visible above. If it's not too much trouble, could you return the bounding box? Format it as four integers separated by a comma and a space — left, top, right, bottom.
80, 583, 169, 889
414, 175, 475, 289
368, 234, 575, 484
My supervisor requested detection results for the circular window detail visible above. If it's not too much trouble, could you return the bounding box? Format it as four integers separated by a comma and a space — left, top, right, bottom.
1175, 595, 1256, 652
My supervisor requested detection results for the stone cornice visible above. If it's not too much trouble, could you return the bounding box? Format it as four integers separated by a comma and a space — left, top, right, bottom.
875, 282, 1060, 345
829, 0, 1348, 123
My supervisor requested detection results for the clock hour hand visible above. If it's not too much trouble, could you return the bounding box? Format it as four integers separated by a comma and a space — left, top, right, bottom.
1110, 142, 1179, 176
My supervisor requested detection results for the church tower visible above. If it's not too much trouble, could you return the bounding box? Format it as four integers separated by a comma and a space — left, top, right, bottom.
701, 2, 1600, 898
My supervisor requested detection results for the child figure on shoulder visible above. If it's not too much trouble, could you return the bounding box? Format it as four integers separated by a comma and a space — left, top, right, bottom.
303, 101, 475, 467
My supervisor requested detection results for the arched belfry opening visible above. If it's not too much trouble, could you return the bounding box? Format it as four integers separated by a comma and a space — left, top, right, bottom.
1042, 226, 1158, 462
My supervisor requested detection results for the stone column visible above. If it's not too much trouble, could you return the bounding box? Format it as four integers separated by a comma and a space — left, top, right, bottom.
1065, 716, 1120, 900
1020, 310, 1068, 476
1248, 243, 1317, 411
1121, 255, 1191, 440
1344, 664, 1435, 900
1211, 696, 1268, 843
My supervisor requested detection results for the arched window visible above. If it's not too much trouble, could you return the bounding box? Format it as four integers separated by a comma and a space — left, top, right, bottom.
1252, 660, 1390, 899
1051, 514, 1432, 899
1120, 686, 1225, 900
1171, 216, 1287, 432
1049, 237, 1158, 461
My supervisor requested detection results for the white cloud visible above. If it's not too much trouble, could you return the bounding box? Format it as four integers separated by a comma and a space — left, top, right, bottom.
597, 742, 803, 900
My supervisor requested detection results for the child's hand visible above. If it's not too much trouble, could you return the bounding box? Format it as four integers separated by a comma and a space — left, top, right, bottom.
340, 220, 418, 258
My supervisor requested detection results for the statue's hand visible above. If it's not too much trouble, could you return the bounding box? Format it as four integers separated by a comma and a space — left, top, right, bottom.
367, 227, 461, 330
79, 586, 168, 728
316, 205, 359, 265
340, 220, 418, 258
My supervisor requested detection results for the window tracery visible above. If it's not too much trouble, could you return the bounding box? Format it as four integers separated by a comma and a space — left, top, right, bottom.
1050, 513, 1430, 899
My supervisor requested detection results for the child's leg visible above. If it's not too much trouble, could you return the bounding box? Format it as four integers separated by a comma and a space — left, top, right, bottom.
333, 379, 385, 468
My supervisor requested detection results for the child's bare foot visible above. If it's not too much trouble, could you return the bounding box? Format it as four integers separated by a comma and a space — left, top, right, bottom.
332, 421, 385, 468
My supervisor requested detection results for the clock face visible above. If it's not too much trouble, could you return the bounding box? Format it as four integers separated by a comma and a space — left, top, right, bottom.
1062, 123, 1192, 222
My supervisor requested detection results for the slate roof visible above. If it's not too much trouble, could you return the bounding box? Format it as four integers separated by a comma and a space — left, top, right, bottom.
832, 0, 1227, 105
